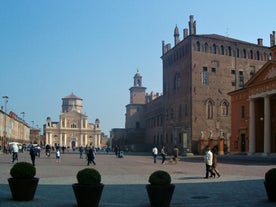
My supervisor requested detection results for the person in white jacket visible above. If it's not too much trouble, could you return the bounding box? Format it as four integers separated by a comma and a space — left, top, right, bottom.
204, 147, 215, 178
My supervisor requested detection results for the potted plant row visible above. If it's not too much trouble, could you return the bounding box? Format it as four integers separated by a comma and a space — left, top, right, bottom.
264, 168, 276, 202
72, 168, 104, 207
146, 170, 175, 207
8, 162, 39, 201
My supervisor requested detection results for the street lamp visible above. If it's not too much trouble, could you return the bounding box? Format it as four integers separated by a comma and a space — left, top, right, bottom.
21, 112, 25, 121
2, 96, 8, 152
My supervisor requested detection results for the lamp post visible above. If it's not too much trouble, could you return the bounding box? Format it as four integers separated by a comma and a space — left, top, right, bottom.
2, 96, 8, 153
20, 112, 25, 142
21, 112, 25, 121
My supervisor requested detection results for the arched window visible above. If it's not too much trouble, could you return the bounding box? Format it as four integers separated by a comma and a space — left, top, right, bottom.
174, 73, 181, 90
204, 43, 208, 53
206, 99, 214, 119
71, 123, 77, 128
236, 48, 240, 58
196, 41, 200, 51
212, 44, 216, 54
243, 49, 247, 58
170, 108, 174, 120
220, 100, 229, 116
228, 46, 232, 56
256, 51, 260, 60
250, 50, 253, 59
220, 45, 224, 55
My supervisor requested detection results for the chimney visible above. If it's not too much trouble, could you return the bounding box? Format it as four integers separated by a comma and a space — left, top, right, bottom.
270, 31, 275, 47
183, 28, 188, 39
189, 15, 195, 35
257, 38, 263, 46
162, 40, 165, 55
188, 15, 196, 35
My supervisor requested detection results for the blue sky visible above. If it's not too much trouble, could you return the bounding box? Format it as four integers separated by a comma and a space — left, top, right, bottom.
0, 0, 275, 135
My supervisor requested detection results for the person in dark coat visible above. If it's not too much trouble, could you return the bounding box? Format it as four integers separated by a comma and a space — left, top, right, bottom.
87, 146, 96, 166
30, 145, 37, 166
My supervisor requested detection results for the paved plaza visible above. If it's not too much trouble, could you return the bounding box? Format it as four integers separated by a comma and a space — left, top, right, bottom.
0, 150, 276, 207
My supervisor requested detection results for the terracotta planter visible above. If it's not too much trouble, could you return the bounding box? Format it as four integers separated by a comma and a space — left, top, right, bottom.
264, 181, 276, 202
146, 184, 175, 207
8, 177, 39, 201
72, 183, 104, 207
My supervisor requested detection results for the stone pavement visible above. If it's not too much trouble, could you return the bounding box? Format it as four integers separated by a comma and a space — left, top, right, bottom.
0, 151, 276, 207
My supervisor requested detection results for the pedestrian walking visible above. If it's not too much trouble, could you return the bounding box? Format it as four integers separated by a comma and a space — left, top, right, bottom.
211, 148, 221, 178
45, 144, 51, 157
11, 144, 19, 163
152, 146, 158, 163
79, 146, 84, 159
173, 146, 179, 163
87, 145, 96, 165
30, 145, 37, 166
56, 149, 61, 163
36, 145, 41, 157
204, 147, 215, 178
160, 145, 167, 164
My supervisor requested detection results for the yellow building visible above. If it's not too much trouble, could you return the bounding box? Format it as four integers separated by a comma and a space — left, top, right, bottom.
44, 93, 101, 149
0, 110, 30, 151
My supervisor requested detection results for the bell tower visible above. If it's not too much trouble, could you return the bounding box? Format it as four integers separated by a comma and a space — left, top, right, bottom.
125, 71, 146, 129
130, 71, 146, 104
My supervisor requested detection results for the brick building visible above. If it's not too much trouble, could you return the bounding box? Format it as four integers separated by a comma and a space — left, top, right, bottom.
229, 45, 276, 154
111, 15, 273, 154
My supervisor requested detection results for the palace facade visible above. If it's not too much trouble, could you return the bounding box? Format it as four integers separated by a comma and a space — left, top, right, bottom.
111, 15, 274, 154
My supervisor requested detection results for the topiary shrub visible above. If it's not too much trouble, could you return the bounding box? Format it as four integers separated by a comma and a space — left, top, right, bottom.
10, 162, 36, 179
76, 168, 101, 185
148, 170, 171, 185
265, 168, 276, 184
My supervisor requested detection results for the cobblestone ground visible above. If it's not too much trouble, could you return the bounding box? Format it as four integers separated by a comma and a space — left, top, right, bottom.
0, 151, 276, 207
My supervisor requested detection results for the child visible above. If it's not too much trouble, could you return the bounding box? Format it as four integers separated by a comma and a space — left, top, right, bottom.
56, 149, 61, 162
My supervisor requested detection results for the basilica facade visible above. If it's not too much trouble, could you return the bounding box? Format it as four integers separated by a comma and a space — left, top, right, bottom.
44, 93, 101, 149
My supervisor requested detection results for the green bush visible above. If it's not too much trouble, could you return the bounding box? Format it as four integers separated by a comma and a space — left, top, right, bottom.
76, 168, 101, 185
148, 170, 171, 185
10, 162, 36, 179
265, 168, 276, 184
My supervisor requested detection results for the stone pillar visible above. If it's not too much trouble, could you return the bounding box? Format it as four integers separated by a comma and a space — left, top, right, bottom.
218, 137, 224, 155
264, 96, 271, 154
249, 99, 256, 154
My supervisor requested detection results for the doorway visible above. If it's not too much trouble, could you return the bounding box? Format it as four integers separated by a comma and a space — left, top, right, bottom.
241, 133, 246, 152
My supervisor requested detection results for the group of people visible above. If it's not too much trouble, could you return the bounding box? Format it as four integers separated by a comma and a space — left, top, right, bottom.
204, 147, 221, 178
152, 145, 221, 179
152, 145, 179, 164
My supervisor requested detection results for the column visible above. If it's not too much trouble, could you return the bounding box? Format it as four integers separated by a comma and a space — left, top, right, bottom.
264, 96, 271, 154
49, 133, 52, 146
64, 134, 67, 147
59, 134, 62, 146
85, 134, 87, 146
248, 99, 255, 154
